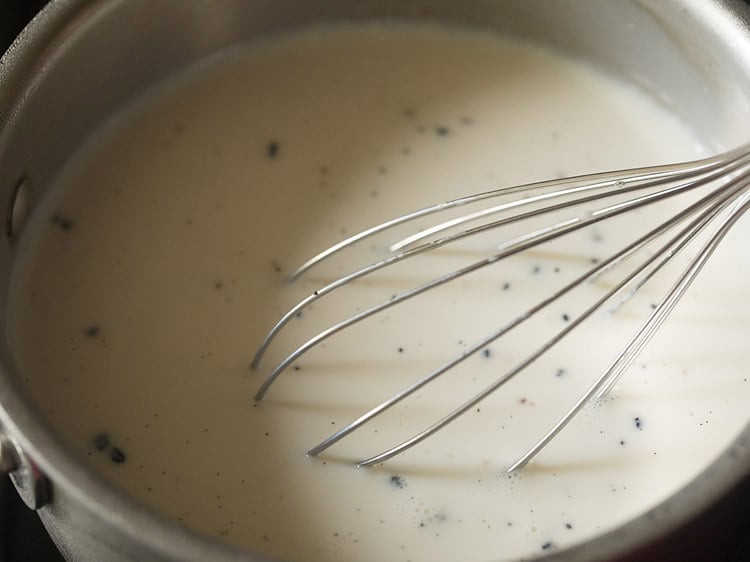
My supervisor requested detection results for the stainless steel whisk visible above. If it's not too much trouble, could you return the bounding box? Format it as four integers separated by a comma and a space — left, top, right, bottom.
251, 142, 750, 471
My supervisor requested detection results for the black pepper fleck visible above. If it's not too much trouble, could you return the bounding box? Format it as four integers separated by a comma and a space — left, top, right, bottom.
84, 325, 101, 338
266, 141, 280, 159
51, 214, 74, 231
389, 474, 406, 489
110, 447, 127, 464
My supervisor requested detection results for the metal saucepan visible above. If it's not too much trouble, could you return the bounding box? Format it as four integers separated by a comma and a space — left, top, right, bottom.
0, 1, 749, 560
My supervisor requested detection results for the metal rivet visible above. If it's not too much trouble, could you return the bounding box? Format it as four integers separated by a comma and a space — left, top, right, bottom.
0, 431, 50, 510
6, 175, 31, 242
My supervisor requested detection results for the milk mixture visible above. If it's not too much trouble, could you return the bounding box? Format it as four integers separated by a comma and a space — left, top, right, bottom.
8, 23, 750, 562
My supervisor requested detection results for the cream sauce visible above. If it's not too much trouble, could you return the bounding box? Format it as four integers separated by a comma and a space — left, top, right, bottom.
8, 22, 750, 562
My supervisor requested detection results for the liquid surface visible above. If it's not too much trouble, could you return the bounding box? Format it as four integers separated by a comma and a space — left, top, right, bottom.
9, 23, 750, 562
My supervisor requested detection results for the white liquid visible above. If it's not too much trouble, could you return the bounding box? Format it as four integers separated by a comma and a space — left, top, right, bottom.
8, 23, 750, 562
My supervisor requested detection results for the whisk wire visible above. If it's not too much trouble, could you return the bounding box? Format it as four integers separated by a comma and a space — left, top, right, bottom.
509, 182, 750, 471
252, 148, 750, 374
254, 166, 743, 398
291, 144, 749, 274
389, 155, 744, 252
314, 175, 750, 468
252, 144, 750, 468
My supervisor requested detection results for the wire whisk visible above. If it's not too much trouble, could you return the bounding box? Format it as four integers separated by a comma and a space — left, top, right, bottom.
251, 142, 750, 471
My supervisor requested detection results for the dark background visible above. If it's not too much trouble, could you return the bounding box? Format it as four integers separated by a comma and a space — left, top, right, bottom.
1, 2, 750, 561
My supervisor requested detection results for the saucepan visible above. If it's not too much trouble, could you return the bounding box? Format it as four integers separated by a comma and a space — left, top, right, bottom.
0, 1, 749, 560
